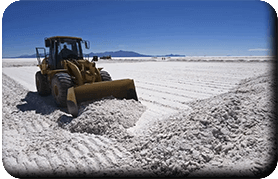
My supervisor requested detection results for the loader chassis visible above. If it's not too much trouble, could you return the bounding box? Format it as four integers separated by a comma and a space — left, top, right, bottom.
35, 36, 138, 117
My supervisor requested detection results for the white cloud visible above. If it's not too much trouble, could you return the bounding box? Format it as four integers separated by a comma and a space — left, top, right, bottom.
248, 48, 270, 52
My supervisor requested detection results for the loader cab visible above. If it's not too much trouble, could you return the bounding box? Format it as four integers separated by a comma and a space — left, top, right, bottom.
45, 36, 88, 69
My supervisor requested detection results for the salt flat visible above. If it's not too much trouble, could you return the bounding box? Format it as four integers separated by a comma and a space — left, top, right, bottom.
2, 66, 40, 91
2, 58, 272, 135
2, 57, 275, 177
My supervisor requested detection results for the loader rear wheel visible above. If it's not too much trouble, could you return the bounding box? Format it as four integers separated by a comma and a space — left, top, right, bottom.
51, 73, 73, 107
100, 70, 112, 81
36, 71, 51, 96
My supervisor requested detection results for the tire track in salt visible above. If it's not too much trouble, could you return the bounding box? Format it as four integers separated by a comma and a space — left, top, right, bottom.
57, 150, 79, 175
44, 153, 67, 175
72, 136, 115, 171
140, 76, 235, 91
17, 153, 39, 176
33, 155, 53, 175
137, 79, 236, 94
74, 140, 103, 171
88, 138, 116, 166
137, 85, 207, 102
136, 80, 231, 95
77, 135, 122, 167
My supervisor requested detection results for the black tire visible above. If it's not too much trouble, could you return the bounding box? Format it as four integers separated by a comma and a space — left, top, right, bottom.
36, 71, 51, 96
51, 73, 73, 107
100, 70, 112, 81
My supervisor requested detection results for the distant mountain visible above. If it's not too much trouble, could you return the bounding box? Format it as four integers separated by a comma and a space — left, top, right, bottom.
8, 50, 185, 58
154, 54, 185, 57
6, 53, 46, 58
87, 50, 151, 57
165, 54, 185, 57
11, 54, 37, 58
87, 51, 186, 57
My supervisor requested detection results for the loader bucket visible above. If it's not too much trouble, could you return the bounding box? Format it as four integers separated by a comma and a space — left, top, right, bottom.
67, 79, 138, 117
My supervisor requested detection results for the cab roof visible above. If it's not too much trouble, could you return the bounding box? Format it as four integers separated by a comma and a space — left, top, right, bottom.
46, 36, 83, 41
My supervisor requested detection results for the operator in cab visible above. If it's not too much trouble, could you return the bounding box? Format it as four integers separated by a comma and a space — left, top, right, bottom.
60, 44, 73, 59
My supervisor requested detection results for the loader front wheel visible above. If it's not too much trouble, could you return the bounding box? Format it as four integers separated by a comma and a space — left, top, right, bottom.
51, 73, 73, 107
36, 71, 51, 96
100, 70, 112, 81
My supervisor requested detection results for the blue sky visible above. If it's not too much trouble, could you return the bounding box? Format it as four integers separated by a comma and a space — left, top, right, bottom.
2, 0, 276, 57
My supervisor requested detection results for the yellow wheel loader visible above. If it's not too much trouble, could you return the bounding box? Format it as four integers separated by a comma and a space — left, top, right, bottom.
35, 36, 138, 117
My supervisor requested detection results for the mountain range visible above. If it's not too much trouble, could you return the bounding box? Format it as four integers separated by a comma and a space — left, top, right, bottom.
7, 50, 185, 58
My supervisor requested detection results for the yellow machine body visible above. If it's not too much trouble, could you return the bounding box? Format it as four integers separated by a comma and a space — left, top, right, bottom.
35, 36, 138, 117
